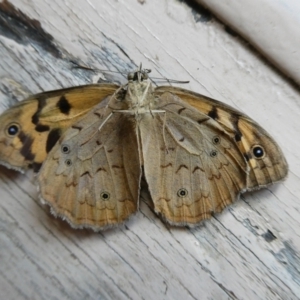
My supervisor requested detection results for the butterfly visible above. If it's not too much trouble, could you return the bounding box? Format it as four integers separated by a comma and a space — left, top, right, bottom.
0, 66, 288, 230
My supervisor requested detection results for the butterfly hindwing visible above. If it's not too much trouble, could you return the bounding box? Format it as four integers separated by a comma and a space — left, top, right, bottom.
38, 96, 141, 230
140, 92, 248, 225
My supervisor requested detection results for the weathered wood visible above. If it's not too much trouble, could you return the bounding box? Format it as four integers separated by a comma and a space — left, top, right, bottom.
0, 0, 299, 299
196, 0, 300, 85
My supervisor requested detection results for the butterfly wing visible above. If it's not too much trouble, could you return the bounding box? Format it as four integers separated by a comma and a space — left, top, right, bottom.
140, 88, 287, 226
0, 84, 119, 172
155, 87, 288, 188
37, 99, 141, 230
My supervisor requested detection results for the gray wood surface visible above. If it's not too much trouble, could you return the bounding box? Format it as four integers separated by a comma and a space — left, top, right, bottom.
0, 1, 299, 299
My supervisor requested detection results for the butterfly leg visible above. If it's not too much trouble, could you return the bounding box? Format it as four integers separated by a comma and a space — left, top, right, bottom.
98, 112, 113, 131
160, 111, 168, 154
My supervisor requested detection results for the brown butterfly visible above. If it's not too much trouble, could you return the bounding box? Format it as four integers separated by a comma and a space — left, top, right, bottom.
0, 67, 288, 230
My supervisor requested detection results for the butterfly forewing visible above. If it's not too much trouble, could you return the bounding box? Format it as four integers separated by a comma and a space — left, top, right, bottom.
0, 84, 119, 172
155, 87, 288, 189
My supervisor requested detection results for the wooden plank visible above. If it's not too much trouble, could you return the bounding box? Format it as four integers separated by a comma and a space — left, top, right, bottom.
0, 0, 299, 299
195, 0, 300, 85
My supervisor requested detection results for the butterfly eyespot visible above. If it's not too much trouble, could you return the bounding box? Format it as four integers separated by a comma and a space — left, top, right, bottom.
252, 145, 265, 159
177, 188, 188, 198
100, 192, 110, 200
61, 144, 70, 154
212, 136, 220, 144
210, 150, 218, 157
6, 123, 20, 137
65, 159, 72, 166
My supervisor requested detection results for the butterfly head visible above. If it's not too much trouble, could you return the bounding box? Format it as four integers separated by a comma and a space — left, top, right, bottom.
125, 67, 156, 112
127, 66, 150, 82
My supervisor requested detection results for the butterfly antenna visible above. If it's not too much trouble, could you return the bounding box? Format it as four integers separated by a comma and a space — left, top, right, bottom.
71, 61, 188, 84
151, 77, 189, 84
70, 61, 128, 76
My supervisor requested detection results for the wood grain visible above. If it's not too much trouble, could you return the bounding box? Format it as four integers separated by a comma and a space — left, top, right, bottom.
195, 0, 300, 85
0, 0, 299, 299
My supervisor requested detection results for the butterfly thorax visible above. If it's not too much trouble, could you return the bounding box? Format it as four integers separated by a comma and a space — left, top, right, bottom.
124, 80, 157, 114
